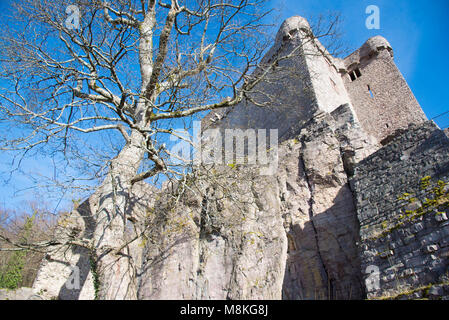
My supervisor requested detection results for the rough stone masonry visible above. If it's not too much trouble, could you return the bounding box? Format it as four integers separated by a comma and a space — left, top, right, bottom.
23, 16, 448, 300
352, 122, 449, 299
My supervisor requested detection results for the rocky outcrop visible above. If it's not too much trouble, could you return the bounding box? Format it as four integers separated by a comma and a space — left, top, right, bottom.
137, 162, 287, 300
280, 105, 378, 299
29, 110, 449, 301
29, 103, 379, 300
136, 104, 378, 300
0, 287, 42, 300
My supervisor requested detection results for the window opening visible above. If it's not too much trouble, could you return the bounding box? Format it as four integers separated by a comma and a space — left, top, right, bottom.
348, 67, 362, 81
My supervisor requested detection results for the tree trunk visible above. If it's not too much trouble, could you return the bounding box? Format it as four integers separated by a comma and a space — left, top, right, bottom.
92, 13, 156, 299
90, 130, 146, 299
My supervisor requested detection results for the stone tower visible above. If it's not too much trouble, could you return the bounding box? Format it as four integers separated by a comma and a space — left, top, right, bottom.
342, 36, 427, 143
203, 16, 428, 145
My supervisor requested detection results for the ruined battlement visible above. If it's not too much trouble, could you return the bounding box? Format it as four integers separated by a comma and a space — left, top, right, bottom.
344, 36, 393, 69
274, 16, 312, 44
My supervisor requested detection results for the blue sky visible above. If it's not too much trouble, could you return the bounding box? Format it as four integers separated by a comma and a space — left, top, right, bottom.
0, 0, 448, 213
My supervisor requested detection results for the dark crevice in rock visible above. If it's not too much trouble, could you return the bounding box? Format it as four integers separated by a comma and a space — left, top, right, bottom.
298, 150, 333, 299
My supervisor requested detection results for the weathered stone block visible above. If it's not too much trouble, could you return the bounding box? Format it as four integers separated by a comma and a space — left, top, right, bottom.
425, 245, 439, 253
435, 212, 448, 222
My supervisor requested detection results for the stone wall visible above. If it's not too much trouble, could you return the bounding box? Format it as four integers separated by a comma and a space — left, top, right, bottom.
352, 121, 449, 299
202, 16, 319, 143
203, 24, 428, 150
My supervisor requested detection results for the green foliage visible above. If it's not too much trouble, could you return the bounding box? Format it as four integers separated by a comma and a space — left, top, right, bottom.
0, 213, 35, 289
89, 251, 100, 300
0, 250, 26, 289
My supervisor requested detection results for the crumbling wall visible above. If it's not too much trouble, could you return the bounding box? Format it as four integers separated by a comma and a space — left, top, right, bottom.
352, 122, 449, 299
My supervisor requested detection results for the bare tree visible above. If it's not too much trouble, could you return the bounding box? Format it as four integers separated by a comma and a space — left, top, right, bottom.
0, 1, 342, 299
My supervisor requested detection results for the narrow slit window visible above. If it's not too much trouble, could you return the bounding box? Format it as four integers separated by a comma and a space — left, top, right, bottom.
368, 85, 374, 98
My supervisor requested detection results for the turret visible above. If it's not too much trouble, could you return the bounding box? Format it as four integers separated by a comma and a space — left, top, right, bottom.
274, 16, 312, 44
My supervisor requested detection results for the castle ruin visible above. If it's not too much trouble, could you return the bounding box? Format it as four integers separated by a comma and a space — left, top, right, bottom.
27, 16, 449, 301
